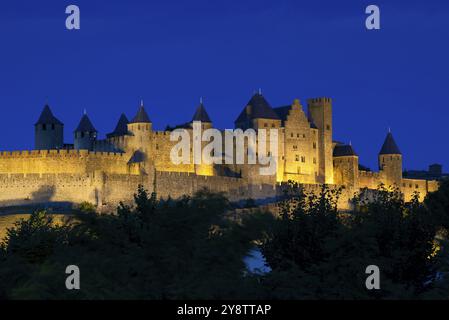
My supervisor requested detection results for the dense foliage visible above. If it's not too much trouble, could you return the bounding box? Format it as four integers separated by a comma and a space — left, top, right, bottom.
1, 181, 449, 299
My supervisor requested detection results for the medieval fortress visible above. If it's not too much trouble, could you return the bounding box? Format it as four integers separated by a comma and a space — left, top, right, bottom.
0, 93, 439, 211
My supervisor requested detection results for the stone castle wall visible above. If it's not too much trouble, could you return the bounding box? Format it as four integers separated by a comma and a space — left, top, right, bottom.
0, 147, 440, 212
0, 149, 136, 175
0, 172, 144, 209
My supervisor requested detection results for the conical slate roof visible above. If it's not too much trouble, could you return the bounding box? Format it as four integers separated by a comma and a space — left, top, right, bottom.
75, 114, 97, 133
192, 103, 212, 123
131, 105, 151, 123
35, 104, 63, 126
235, 93, 280, 123
108, 113, 129, 137
333, 144, 357, 157
379, 132, 401, 155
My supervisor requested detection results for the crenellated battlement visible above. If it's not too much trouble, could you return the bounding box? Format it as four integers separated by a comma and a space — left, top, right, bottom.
359, 170, 380, 178
307, 97, 332, 105
0, 149, 125, 159
154, 131, 172, 136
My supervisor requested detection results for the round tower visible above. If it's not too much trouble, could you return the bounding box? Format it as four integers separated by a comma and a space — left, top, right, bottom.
35, 104, 64, 150
74, 113, 97, 150
378, 131, 402, 188
191, 99, 214, 176
127, 100, 152, 154
333, 143, 359, 189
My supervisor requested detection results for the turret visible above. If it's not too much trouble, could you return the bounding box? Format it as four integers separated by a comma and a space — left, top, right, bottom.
107, 113, 129, 138
307, 97, 333, 184
128, 101, 152, 134
127, 101, 152, 155
191, 98, 212, 130
74, 113, 97, 150
234, 91, 281, 130
191, 99, 214, 176
333, 143, 359, 188
35, 104, 64, 150
378, 131, 402, 188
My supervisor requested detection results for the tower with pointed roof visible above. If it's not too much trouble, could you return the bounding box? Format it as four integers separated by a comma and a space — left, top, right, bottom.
127, 101, 152, 160
378, 131, 403, 187
107, 113, 129, 138
232, 92, 281, 184
35, 104, 64, 150
235, 92, 281, 130
191, 99, 212, 130
191, 100, 215, 176
307, 97, 334, 184
74, 113, 97, 150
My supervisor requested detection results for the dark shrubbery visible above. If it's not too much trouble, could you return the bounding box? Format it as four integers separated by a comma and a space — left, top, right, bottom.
260, 182, 449, 299
1, 181, 449, 299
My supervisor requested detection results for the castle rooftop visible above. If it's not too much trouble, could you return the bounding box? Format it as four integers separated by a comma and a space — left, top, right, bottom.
235, 93, 280, 123
192, 103, 212, 123
35, 104, 63, 126
379, 132, 401, 155
75, 114, 97, 133
333, 144, 357, 157
107, 113, 129, 138
131, 104, 151, 123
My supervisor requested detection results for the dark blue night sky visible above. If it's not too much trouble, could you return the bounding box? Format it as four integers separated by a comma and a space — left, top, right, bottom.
0, 0, 448, 171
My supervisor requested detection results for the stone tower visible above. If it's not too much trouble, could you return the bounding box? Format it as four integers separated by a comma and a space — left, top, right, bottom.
333, 143, 359, 188
378, 131, 402, 188
235, 92, 281, 130
191, 99, 213, 130
106, 113, 129, 151
35, 104, 64, 150
307, 98, 334, 184
107, 113, 129, 138
191, 101, 214, 176
233, 92, 281, 185
74, 113, 97, 150
127, 101, 152, 161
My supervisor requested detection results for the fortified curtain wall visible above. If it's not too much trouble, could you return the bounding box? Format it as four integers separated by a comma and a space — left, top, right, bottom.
0, 170, 356, 212
0, 150, 433, 212
0, 150, 135, 175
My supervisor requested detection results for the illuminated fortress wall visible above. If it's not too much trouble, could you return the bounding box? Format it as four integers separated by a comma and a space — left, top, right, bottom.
0, 150, 136, 175
0, 93, 441, 212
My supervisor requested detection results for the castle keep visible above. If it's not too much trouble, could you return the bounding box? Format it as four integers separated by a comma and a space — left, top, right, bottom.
0, 93, 439, 211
